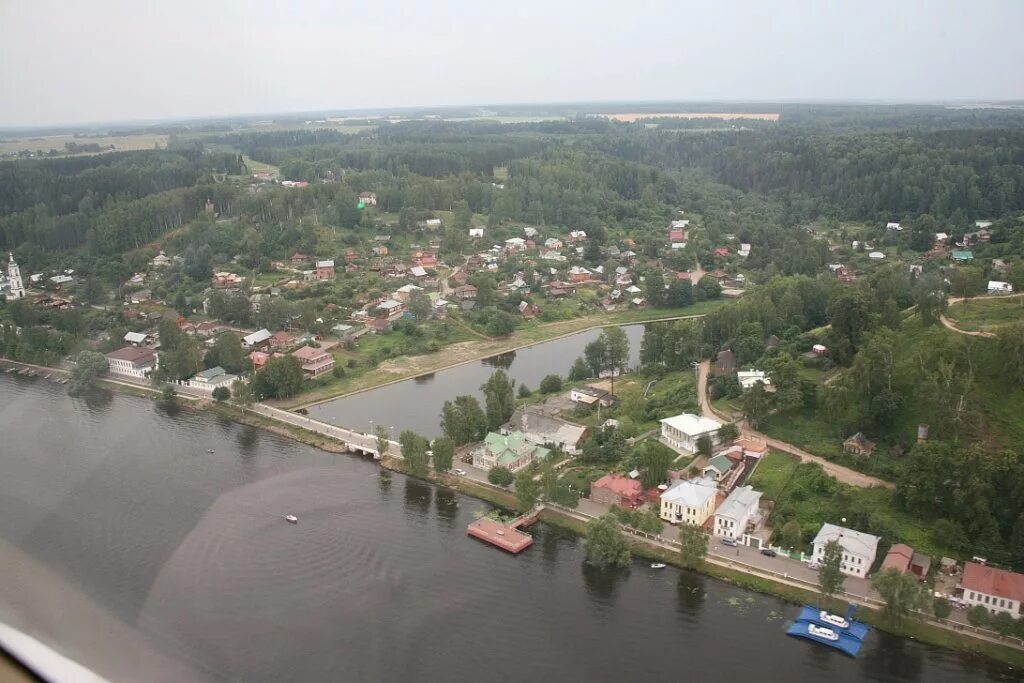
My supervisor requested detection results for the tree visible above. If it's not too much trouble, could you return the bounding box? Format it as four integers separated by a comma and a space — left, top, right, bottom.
82, 277, 106, 305
584, 515, 631, 569
932, 597, 952, 620
779, 520, 803, 551
400, 430, 430, 476
440, 395, 488, 445
914, 273, 947, 326
695, 434, 713, 458
634, 441, 675, 488
568, 356, 591, 381
998, 323, 1024, 387
375, 425, 391, 459
68, 350, 108, 395
160, 385, 178, 403
586, 326, 630, 394
232, 379, 253, 412
204, 331, 251, 374
742, 381, 770, 429
250, 356, 304, 399
488, 466, 514, 487
482, 370, 516, 430
431, 436, 455, 472
667, 278, 694, 308
539, 374, 563, 393
645, 269, 666, 307
872, 568, 928, 625
212, 385, 230, 402
818, 539, 845, 600
765, 354, 804, 413
515, 470, 541, 507
718, 422, 740, 443
677, 523, 708, 568
408, 290, 433, 321
991, 612, 1017, 637
517, 384, 532, 399
967, 605, 990, 627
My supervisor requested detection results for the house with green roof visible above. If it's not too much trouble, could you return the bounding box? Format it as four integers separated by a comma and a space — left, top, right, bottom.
702, 453, 735, 482
472, 431, 551, 472
952, 250, 974, 263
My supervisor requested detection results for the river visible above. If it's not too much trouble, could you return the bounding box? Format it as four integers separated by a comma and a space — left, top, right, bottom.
0, 374, 1016, 681
308, 324, 646, 437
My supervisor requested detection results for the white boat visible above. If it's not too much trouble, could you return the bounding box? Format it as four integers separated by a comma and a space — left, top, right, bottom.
651, 563, 667, 569
819, 611, 849, 629
284, 515, 298, 524
808, 624, 839, 641
207, 449, 215, 454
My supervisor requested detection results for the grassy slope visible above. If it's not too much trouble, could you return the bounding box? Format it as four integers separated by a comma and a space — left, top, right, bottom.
945, 297, 1024, 333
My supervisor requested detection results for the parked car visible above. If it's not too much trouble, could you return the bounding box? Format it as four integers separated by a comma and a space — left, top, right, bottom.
760, 548, 778, 558
806, 561, 821, 570
721, 537, 737, 547
454, 468, 467, 476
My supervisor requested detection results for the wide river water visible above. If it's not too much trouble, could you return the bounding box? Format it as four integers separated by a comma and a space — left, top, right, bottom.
0, 373, 1018, 682
308, 324, 647, 437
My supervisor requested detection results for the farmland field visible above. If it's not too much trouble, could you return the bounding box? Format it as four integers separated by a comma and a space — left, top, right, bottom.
0, 133, 168, 157
601, 112, 780, 122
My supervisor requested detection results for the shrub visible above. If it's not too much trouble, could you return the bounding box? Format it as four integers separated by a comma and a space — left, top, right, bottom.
488, 466, 514, 487
539, 374, 563, 393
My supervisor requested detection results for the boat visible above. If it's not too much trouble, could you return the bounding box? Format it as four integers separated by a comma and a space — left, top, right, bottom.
819, 611, 849, 629
207, 449, 215, 454
284, 515, 298, 524
650, 563, 667, 569
807, 624, 839, 641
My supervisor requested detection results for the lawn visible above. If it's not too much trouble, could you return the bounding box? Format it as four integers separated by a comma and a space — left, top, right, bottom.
945, 297, 1024, 333
749, 451, 956, 560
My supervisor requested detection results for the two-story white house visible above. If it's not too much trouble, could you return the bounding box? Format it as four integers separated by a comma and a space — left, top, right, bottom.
961, 562, 1024, 617
714, 485, 762, 540
105, 346, 158, 379
660, 413, 721, 454
660, 478, 718, 526
812, 523, 880, 578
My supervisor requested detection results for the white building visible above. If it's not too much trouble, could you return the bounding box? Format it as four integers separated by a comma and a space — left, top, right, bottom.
714, 485, 762, 540
868, 251, 885, 260
660, 478, 718, 526
737, 370, 770, 391
812, 523, 880, 578
660, 413, 721, 453
469, 228, 484, 238
123, 331, 151, 346
988, 281, 1013, 294
105, 347, 158, 379
6, 253, 25, 300
738, 243, 751, 257
187, 366, 238, 394
241, 329, 272, 349
960, 562, 1024, 617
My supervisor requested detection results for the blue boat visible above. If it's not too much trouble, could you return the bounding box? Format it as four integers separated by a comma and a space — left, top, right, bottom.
786, 604, 870, 657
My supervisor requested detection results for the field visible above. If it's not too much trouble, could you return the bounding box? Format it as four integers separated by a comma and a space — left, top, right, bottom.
944, 296, 1024, 333
601, 112, 780, 122
0, 133, 168, 157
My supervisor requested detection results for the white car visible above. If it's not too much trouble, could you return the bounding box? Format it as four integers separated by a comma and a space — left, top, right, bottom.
454, 468, 467, 476
806, 560, 821, 570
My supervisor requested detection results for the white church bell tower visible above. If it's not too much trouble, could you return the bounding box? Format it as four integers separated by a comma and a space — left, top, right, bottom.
6, 253, 26, 300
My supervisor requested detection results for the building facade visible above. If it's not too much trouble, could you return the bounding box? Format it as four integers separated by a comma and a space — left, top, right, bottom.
6, 253, 25, 300
713, 485, 762, 540
660, 478, 718, 526
660, 413, 721, 453
105, 347, 158, 379
961, 562, 1024, 617
812, 523, 880, 578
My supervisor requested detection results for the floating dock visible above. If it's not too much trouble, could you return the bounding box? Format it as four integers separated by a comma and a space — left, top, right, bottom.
786, 604, 871, 657
467, 508, 541, 554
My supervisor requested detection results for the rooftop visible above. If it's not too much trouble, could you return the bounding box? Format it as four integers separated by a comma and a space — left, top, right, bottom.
592, 473, 642, 498
661, 478, 717, 508
813, 523, 880, 559
106, 346, 157, 364
660, 413, 722, 437
962, 562, 1024, 602
715, 485, 762, 521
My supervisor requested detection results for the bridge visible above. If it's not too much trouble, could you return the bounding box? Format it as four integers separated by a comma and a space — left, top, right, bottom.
248, 403, 401, 458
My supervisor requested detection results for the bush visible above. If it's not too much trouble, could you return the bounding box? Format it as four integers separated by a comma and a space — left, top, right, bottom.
518, 384, 532, 399
212, 386, 230, 402
932, 597, 952, 620
539, 374, 563, 393
488, 466, 514, 487
967, 605, 990, 627
332, 366, 346, 379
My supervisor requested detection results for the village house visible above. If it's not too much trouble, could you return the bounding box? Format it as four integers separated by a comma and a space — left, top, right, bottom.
105, 346, 158, 379
569, 385, 615, 408
960, 562, 1024, 617
737, 370, 770, 391
669, 228, 686, 243
880, 543, 931, 579
212, 272, 244, 288
544, 237, 563, 250
714, 349, 737, 376
472, 431, 550, 473
505, 237, 527, 252
567, 230, 587, 243
517, 409, 587, 454
241, 329, 272, 350
843, 432, 876, 457
123, 331, 152, 347
660, 413, 722, 454
151, 252, 171, 268
376, 299, 406, 320
193, 321, 227, 339
738, 243, 751, 257
394, 284, 424, 302
713, 485, 762, 541
315, 260, 336, 280
358, 191, 377, 206
988, 281, 1013, 294
714, 247, 730, 258
660, 477, 718, 526
292, 345, 335, 378
268, 330, 295, 349
702, 454, 736, 482
518, 300, 540, 319
469, 227, 484, 238
290, 252, 310, 266
453, 284, 478, 300
187, 366, 238, 394
249, 350, 284, 370
590, 474, 643, 509
568, 266, 592, 283
368, 318, 392, 334
812, 523, 880, 578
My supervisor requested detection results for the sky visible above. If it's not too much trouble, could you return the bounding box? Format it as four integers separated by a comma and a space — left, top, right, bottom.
1, 0, 1023, 128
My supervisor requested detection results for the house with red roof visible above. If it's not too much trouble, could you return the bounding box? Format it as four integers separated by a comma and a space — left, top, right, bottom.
292, 345, 335, 378
669, 228, 686, 243
714, 247, 730, 258
590, 474, 643, 509
961, 562, 1024, 617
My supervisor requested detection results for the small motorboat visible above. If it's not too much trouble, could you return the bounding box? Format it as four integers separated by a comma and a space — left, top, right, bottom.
207, 449, 215, 454
819, 611, 849, 629
808, 624, 839, 641
651, 563, 667, 569
284, 515, 298, 524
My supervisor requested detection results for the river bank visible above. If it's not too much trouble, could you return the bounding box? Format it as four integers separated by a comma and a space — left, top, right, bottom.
379, 455, 1024, 669
276, 303, 723, 410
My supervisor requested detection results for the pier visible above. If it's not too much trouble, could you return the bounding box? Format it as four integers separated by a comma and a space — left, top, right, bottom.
467, 507, 542, 554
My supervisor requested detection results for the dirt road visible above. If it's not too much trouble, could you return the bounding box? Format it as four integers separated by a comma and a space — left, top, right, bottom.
696, 360, 893, 489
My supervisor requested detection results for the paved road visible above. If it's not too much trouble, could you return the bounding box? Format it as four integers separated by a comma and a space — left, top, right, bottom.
697, 360, 893, 489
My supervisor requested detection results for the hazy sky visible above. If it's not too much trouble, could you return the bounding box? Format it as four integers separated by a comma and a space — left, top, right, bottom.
1, 0, 1023, 127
